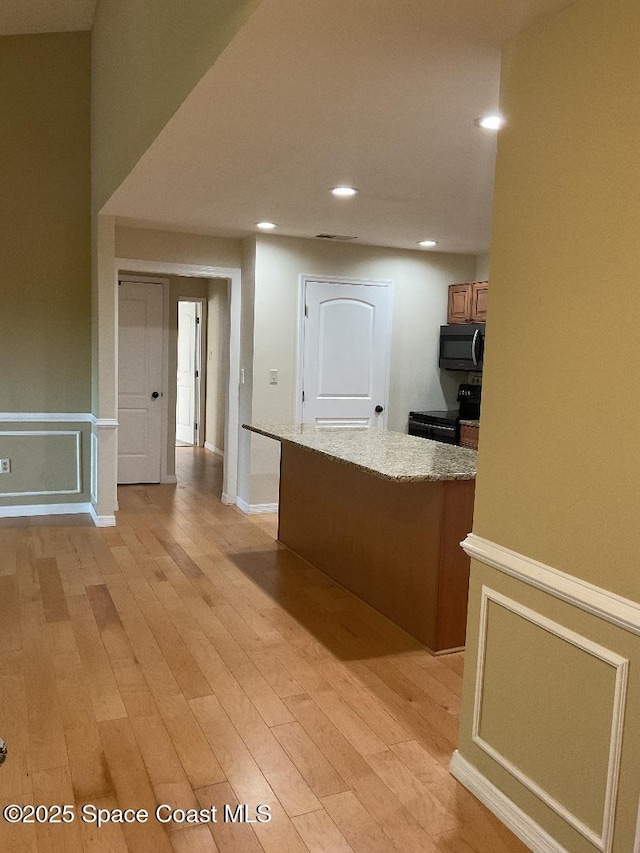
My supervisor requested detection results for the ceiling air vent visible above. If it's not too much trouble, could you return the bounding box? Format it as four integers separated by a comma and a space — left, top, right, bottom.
315, 233, 357, 241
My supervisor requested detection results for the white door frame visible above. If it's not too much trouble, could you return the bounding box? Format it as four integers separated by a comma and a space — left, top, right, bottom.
117, 274, 171, 483
295, 274, 394, 426
116, 258, 241, 505
177, 296, 207, 448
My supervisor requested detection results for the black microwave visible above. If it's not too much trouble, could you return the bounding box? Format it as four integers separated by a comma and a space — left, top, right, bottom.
439, 323, 485, 371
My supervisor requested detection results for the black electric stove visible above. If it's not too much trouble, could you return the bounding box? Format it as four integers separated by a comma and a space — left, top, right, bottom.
408, 384, 481, 445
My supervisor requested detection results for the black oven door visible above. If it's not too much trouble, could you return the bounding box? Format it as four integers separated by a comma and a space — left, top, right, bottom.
408, 419, 458, 445
439, 324, 484, 371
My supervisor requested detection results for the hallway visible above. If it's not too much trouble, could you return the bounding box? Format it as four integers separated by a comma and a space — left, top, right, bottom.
0, 448, 526, 852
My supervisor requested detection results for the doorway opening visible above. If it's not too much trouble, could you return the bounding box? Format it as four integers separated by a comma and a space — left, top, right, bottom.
176, 299, 204, 448
115, 261, 238, 505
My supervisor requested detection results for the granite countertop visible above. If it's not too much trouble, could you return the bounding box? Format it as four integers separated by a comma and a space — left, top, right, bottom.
243, 423, 476, 482
459, 419, 480, 428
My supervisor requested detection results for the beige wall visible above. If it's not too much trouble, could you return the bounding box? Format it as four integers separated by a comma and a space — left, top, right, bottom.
0, 33, 91, 414
457, 2, 640, 850
475, 253, 490, 281
115, 226, 242, 269
241, 235, 476, 505
473, 0, 640, 598
91, 0, 262, 212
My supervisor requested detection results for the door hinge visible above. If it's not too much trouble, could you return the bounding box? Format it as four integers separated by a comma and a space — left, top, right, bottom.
196, 316, 200, 324
194, 422, 198, 430
195, 370, 199, 378
304, 304, 308, 318
302, 390, 305, 402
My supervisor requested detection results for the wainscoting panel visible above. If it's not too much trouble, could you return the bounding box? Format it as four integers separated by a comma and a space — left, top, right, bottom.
455, 540, 640, 853
0, 418, 92, 508
473, 587, 627, 852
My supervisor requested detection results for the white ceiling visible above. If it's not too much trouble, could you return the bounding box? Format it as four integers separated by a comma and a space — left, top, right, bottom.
0, 0, 96, 34
9, 0, 574, 255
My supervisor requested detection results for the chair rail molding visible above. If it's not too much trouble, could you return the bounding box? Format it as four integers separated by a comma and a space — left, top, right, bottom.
462, 533, 640, 634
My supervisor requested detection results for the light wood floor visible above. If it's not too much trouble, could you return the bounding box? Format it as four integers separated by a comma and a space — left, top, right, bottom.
0, 447, 528, 852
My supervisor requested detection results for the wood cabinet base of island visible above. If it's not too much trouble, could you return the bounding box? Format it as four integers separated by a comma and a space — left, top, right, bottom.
277, 443, 475, 653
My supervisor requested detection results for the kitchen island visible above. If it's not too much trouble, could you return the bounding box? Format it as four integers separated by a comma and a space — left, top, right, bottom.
243, 424, 477, 653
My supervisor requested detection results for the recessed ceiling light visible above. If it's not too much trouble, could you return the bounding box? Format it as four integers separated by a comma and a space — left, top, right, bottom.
256, 221, 277, 230
476, 114, 504, 131
418, 239, 438, 248
331, 186, 358, 198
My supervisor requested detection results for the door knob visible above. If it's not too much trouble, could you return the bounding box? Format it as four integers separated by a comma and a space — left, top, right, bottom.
151, 391, 160, 399
375, 405, 384, 413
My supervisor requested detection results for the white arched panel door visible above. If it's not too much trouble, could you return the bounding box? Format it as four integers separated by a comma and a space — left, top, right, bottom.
301, 279, 392, 427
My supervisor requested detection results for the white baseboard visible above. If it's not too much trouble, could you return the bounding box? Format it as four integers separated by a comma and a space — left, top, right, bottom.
89, 505, 117, 527
204, 441, 224, 457
450, 751, 568, 853
0, 502, 93, 520
236, 497, 278, 515
221, 492, 235, 505
161, 475, 178, 485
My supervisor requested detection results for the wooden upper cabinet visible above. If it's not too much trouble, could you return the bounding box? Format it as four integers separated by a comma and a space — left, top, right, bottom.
471, 281, 489, 323
447, 284, 473, 323
447, 281, 488, 324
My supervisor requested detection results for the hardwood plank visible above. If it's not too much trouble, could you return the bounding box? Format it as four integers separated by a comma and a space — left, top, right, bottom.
22, 602, 69, 773
191, 692, 320, 819
154, 693, 227, 789
139, 597, 213, 700
365, 749, 460, 836
190, 695, 309, 852
272, 721, 348, 798
69, 605, 127, 723
194, 782, 263, 853
87, 583, 138, 670
291, 808, 355, 853
131, 713, 200, 820
0, 574, 22, 652
170, 825, 219, 853
35, 557, 70, 623
31, 767, 84, 853
0, 449, 530, 853
0, 650, 33, 803
78, 795, 130, 853
46, 621, 113, 800
320, 792, 397, 853
283, 694, 373, 784
99, 717, 173, 853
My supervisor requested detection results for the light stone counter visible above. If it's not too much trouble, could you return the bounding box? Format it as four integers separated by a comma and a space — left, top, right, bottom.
243, 423, 476, 482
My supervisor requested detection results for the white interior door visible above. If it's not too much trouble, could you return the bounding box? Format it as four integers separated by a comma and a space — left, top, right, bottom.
302, 279, 392, 427
118, 281, 164, 483
176, 301, 198, 445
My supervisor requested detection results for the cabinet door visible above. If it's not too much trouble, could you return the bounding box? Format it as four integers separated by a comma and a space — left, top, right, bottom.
447, 284, 472, 324
459, 424, 479, 449
471, 281, 489, 323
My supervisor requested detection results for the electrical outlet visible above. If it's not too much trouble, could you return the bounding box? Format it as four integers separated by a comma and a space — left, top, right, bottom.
0, 459, 11, 474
